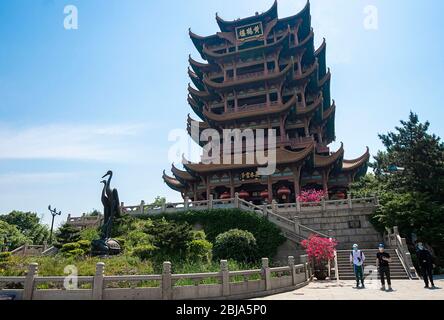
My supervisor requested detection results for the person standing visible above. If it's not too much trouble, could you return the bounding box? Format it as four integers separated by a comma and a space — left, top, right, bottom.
376, 243, 392, 291
350, 244, 365, 288
416, 242, 436, 289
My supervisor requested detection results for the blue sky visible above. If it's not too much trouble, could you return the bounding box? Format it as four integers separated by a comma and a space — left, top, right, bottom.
1, 0, 443, 226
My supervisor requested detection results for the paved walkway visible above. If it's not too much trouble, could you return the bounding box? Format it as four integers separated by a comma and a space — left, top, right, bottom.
255, 278, 444, 300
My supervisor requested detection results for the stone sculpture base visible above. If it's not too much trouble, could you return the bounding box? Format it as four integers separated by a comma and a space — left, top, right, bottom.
91, 238, 122, 256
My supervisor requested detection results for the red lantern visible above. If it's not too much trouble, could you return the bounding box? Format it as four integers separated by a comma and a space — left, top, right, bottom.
336, 192, 345, 199
260, 189, 269, 199
220, 191, 231, 199
238, 190, 249, 199
277, 186, 291, 200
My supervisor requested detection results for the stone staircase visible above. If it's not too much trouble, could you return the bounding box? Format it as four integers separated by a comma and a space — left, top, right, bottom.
336, 249, 410, 280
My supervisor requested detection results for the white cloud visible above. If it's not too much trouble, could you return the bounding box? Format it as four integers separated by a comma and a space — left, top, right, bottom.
0, 123, 147, 162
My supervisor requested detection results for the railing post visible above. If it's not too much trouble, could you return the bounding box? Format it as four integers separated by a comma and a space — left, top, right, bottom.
300, 255, 309, 280
347, 192, 353, 209
23, 242, 28, 256
23, 263, 38, 300
296, 198, 301, 213
234, 193, 239, 208
92, 262, 105, 300
220, 260, 229, 297
262, 204, 268, 217
293, 216, 300, 235
288, 256, 296, 285
139, 200, 145, 215
162, 261, 172, 300
261, 258, 271, 291
208, 194, 214, 209
393, 226, 399, 236
271, 199, 277, 212
43, 240, 48, 252
184, 196, 189, 209
161, 202, 166, 213
322, 197, 326, 211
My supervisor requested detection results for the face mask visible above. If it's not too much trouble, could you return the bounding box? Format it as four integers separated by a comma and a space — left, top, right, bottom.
418, 244, 424, 250
353, 248, 358, 251
379, 248, 384, 252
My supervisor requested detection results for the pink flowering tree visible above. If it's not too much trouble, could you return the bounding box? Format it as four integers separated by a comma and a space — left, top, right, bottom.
300, 235, 337, 280
297, 189, 326, 203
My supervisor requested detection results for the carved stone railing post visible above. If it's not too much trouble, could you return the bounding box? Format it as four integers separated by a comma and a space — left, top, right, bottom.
262, 204, 268, 217
347, 192, 353, 209
234, 193, 239, 208
296, 199, 301, 213
162, 261, 172, 300
293, 216, 300, 235
208, 194, 214, 210
261, 258, 271, 291
300, 254, 309, 280
161, 202, 166, 213
184, 196, 189, 209
139, 200, 145, 215
322, 197, 326, 211
288, 256, 296, 285
23, 263, 38, 300
92, 262, 105, 300
43, 240, 48, 252
220, 260, 229, 296
272, 199, 277, 212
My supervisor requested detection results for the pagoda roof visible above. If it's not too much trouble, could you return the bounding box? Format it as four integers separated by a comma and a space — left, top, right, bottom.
188, 84, 213, 102
187, 95, 205, 121
162, 170, 186, 192
171, 163, 198, 182
342, 147, 370, 172
202, 93, 297, 123
215, 0, 278, 33
275, 1, 311, 30
295, 93, 323, 116
183, 142, 315, 174
189, 55, 218, 78
322, 100, 336, 120
202, 27, 290, 61
314, 142, 344, 168
188, 68, 205, 91
203, 57, 293, 91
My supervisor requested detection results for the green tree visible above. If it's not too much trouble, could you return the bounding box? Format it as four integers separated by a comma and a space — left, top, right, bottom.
0, 220, 30, 250
0, 211, 49, 245
373, 111, 444, 197
213, 229, 258, 262
54, 223, 81, 248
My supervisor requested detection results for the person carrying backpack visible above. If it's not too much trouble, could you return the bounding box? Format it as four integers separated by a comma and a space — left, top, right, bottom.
350, 243, 365, 288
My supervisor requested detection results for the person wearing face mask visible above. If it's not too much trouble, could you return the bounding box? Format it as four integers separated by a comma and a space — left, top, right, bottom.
376, 243, 392, 291
416, 241, 436, 289
350, 244, 365, 288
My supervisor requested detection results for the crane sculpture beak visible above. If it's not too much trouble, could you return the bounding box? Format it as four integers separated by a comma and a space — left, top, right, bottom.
102, 170, 112, 179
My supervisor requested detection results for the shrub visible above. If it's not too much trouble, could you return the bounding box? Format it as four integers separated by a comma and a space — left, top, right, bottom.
297, 189, 327, 203
300, 235, 337, 265
55, 224, 81, 248
125, 230, 153, 248
60, 242, 81, 252
191, 230, 207, 240
187, 239, 213, 263
213, 229, 258, 262
144, 218, 193, 258
132, 244, 158, 261
63, 248, 85, 258
153, 209, 285, 259
0, 252, 12, 261
80, 228, 100, 242
77, 240, 91, 254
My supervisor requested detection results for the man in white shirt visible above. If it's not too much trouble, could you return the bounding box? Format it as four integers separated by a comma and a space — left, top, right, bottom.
350, 243, 366, 288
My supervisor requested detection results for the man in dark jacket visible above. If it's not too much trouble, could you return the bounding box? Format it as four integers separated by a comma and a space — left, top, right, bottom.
376, 243, 392, 291
416, 242, 436, 288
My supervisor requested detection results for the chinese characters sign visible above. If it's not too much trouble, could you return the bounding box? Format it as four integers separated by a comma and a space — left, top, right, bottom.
235, 22, 264, 42
240, 171, 261, 181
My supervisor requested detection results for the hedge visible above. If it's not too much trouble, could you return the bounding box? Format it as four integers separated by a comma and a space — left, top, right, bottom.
150, 209, 286, 259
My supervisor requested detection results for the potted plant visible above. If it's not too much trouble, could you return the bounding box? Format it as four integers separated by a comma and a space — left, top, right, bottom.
301, 235, 337, 280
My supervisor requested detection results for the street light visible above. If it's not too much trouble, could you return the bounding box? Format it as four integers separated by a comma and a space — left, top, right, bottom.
48, 205, 62, 244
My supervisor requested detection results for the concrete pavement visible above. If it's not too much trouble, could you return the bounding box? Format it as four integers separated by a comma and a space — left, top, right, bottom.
255, 278, 444, 300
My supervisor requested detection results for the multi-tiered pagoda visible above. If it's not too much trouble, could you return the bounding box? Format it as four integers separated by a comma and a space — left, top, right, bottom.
163, 1, 369, 203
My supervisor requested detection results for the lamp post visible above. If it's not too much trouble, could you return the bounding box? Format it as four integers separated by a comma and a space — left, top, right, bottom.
48, 205, 62, 244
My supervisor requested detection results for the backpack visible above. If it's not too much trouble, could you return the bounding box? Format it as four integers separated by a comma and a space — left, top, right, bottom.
351, 250, 363, 264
